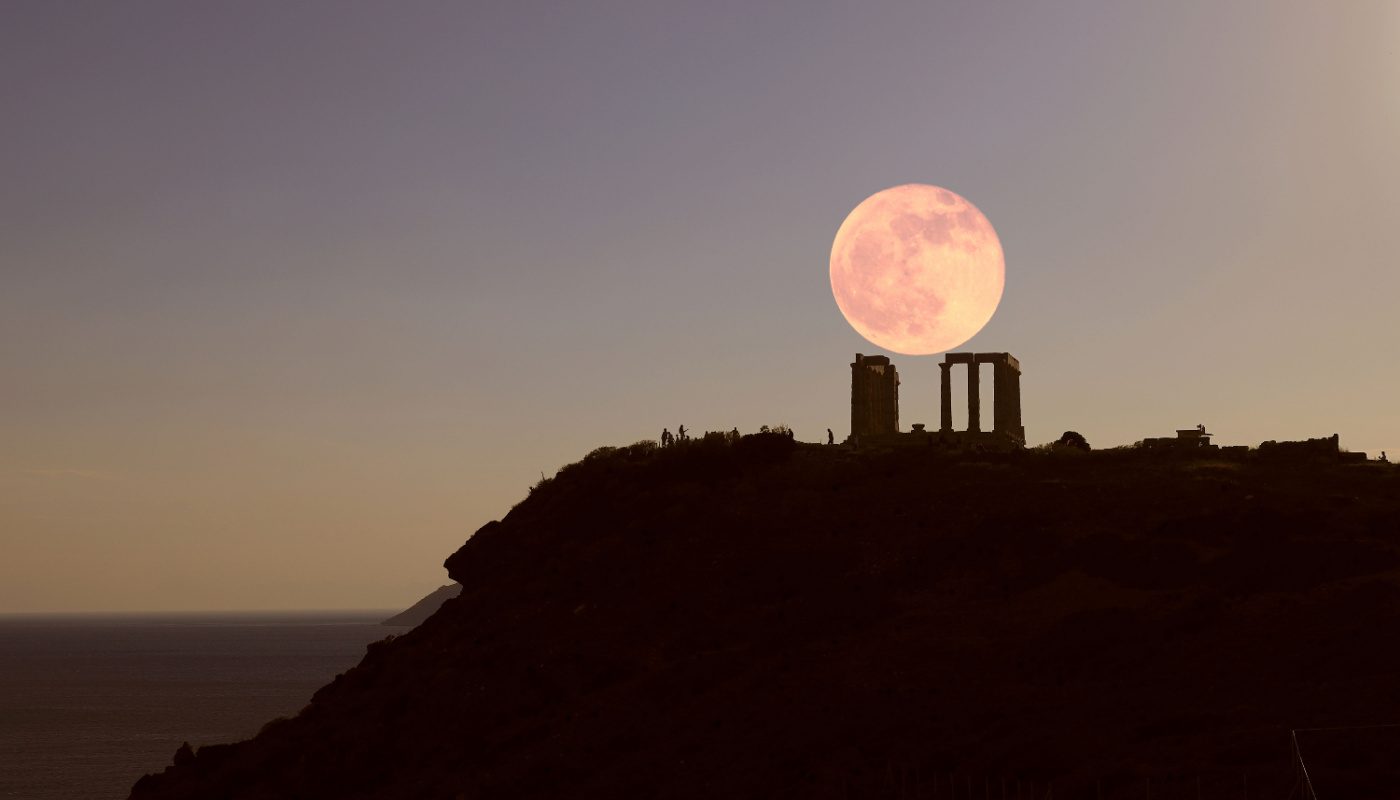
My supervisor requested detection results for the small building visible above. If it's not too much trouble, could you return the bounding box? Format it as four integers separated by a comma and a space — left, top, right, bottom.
1174, 426, 1212, 446
1142, 425, 1217, 451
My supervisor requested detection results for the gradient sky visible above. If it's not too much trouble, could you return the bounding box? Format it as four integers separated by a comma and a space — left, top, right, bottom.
4, 1, 1397, 612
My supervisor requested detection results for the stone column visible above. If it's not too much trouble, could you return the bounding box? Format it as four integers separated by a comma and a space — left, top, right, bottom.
850, 357, 864, 439
939, 362, 953, 432
967, 362, 980, 433
991, 362, 1002, 434
1009, 367, 1023, 439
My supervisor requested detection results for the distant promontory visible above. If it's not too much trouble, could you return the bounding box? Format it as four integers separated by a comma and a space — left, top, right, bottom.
381, 583, 461, 628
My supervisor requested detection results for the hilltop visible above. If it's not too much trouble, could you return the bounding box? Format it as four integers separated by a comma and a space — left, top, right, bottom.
131, 435, 1400, 798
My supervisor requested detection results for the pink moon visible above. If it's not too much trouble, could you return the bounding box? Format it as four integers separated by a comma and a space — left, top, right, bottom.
829, 184, 1005, 355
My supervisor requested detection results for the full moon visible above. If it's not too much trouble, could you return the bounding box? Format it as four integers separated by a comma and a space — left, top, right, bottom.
830, 184, 1004, 355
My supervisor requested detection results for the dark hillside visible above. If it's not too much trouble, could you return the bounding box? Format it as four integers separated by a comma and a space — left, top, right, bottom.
131, 437, 1400, 798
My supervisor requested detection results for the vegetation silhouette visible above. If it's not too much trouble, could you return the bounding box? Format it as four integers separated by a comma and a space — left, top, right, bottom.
1055, 430, 1090, 451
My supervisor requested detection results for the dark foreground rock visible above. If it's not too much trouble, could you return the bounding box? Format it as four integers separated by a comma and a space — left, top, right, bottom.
131, 438, 1400, 798
381, 583, 462, 627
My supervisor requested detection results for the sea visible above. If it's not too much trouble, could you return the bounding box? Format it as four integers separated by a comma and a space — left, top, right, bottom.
0, 611, 400, 800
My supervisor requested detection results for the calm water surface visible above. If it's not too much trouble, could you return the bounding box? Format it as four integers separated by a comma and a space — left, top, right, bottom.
0, 612, 400, 799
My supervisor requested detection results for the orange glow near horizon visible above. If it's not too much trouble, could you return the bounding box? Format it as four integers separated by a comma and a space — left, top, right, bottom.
830, 184, 1005, 355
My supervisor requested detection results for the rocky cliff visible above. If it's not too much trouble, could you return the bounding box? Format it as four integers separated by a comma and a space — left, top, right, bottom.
130, 436, 1400, 798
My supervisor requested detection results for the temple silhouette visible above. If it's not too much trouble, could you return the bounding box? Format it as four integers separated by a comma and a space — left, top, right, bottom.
850, 351, 1025, 450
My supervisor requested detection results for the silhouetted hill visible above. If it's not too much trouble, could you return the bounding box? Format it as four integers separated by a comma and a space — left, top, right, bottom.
130, 436, 1400, 799
381, 583, 462, 627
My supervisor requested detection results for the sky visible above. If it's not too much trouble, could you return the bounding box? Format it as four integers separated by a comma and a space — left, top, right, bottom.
3, 1, 1398, 612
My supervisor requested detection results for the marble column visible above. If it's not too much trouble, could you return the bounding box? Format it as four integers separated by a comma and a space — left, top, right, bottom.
939, 362, 953, 432
967, 362, 980, 433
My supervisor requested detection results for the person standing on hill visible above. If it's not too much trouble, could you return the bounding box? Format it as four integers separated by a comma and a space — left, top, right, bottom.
827, 428, 834, 445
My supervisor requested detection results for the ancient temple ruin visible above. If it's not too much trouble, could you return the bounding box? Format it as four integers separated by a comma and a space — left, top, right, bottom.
939, 352, 1025, 445
850, 353, 899, 438
847, 351, 1024, 449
